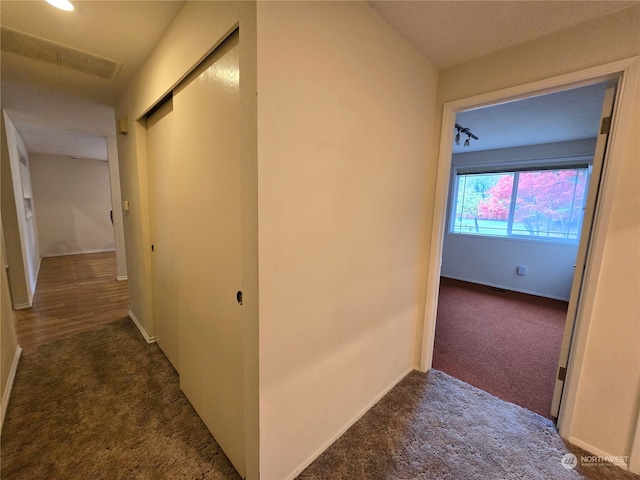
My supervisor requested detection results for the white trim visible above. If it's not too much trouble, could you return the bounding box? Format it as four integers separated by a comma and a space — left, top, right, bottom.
283, 366, 416, 480
33, 254, 41, 295
13, 303, 31, 310
41, 248, 116, 258
1, 345, 22, 434
129, 310, 155, 343
116, 275, 128, 281
569, 436, 629, 470
557, 58, 639, 438
418, 57, 640, 438
441, 275, 570, 302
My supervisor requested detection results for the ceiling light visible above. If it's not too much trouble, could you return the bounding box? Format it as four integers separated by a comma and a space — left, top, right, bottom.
46, 0, 74, 11
454, 123, 479, 148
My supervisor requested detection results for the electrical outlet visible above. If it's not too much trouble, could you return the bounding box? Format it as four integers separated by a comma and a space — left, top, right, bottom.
517, 265, 527, 276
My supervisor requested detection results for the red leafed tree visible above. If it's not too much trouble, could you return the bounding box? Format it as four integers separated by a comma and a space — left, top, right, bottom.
478, 169, 587, 237
475, 174, 513, 220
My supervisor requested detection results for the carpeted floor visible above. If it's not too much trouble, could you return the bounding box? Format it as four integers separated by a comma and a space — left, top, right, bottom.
1, 318, 240, 480
298, 371, 639, 480
2, 318, 637, 480
433, 277, 568, 419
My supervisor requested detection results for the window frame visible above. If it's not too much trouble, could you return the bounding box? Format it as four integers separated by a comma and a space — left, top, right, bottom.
448, 156, 593, 245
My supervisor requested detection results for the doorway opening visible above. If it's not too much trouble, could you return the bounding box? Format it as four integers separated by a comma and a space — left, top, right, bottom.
433, 81, 612, 420
419, 61, 633, 432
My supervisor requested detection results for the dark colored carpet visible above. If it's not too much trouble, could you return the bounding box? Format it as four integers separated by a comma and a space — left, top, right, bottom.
433, 277, 567, 419
1, 318, 241, 480
3, 318, 637, 480
298, 370, 639, 480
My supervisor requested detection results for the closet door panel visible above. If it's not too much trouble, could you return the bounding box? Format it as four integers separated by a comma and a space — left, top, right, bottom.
173, 31, 245, 476
147, 99, 180, 372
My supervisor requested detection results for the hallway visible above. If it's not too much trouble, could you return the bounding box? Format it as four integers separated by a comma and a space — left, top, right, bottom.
14, 252, 129, 353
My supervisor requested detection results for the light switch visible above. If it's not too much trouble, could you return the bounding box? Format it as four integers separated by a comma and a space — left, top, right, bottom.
123, 200, 130, 211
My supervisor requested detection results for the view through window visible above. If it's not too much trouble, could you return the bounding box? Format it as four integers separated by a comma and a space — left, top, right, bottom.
451, 167, 589, 243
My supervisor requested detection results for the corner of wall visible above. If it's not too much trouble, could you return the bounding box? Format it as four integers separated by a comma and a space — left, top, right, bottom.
1, 218, 21, 434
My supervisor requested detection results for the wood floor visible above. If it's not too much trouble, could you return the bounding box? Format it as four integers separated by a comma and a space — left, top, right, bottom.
15, 252, 129, 353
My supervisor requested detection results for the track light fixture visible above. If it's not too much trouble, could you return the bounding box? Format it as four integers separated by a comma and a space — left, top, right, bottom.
454, 123, 478, 148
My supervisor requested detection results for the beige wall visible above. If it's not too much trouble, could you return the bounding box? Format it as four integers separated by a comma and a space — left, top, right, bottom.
115, 2, 259, 478
116, 1, 639, 476
30, 154, 115, 257
256, 2, 438, 478
1, 214, 20, 431
435, 5, 640, 462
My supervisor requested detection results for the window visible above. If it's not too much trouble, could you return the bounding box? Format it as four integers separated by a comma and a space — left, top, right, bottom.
451, 166, 589, 243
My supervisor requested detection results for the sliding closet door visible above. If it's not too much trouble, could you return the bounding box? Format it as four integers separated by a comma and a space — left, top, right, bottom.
172, 30, 245, 476
147, 99, 180, 372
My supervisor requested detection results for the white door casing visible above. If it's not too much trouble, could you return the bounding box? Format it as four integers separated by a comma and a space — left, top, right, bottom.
419, 57, 639, 444
550, 82, 617, 418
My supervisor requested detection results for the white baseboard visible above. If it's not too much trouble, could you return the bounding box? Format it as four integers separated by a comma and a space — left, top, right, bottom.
284, 366, 416, 480
116, 275, 128, 281
441, 274, 570, 302
1, 345, 22, 434
568, 436, 629, 470
129, 310, 155, 344
13, 303, 31, 310
42, 248, 116, 258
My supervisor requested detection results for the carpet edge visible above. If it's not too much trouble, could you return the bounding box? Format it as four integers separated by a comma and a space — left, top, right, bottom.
290, 366, 418, 480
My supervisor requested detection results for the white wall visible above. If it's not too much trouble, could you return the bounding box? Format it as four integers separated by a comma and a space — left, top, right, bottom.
256, 2, 438, 478
443, 235, 577, 300
435, 4, 640, 467
1, 112, 40, 307
442, 139, 596, 300
29, 154, 115, 257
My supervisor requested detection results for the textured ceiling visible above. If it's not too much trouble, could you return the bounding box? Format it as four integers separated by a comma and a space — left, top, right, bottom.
452, 82, 608, 154
0, 1, 637, 161
368, 1, 637, 68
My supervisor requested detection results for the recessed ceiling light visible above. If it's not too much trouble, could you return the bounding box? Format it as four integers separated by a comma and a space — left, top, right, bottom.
46, 0, 74, 11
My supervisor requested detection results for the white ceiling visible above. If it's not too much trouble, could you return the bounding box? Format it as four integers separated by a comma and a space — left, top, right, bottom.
0, 1, 637, 161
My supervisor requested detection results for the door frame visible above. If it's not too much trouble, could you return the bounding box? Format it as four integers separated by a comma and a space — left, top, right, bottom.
419, 56, 639, 438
